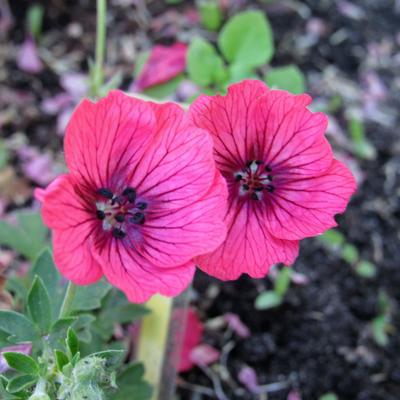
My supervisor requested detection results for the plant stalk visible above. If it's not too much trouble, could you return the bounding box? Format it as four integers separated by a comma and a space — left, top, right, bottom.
92, 0, 107, 96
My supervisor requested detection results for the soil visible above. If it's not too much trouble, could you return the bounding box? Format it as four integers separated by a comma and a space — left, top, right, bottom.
1, 0, 400, 399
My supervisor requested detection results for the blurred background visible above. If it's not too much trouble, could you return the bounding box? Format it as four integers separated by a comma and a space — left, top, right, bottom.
0, 0, 399, 399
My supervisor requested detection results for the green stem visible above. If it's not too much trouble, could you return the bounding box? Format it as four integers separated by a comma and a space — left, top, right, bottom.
58, 282, 77, 319
92, 0, 107, 96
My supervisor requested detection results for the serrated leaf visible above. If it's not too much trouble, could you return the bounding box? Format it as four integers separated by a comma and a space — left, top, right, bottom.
89, 350, 124, 370
218, 10, 274, 68
265, 64, 306, 94
48, 317, 77, 349
30, 249, 60, 302
274, 268, 292, 297
55, 350, 69, 371
6, 374, 37, 393
71, 280, 111, 313
107, 363, 152, 400
3, 353, 39, 375
255, 291, 282, 310
188, 37, 226, 87
0, 311, 38, 343
66, 328, 79, 357
0, 211, 48, 260
27, 276, 52, 334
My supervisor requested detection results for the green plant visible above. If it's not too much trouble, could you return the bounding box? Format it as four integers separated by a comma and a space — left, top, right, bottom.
255, 267, 292, 310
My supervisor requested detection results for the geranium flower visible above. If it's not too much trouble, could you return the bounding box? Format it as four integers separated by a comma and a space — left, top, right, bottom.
189, 80, 356, 280
37, 90, 227, 302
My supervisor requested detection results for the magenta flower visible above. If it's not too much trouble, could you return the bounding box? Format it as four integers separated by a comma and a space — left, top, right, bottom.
38, 90, 227, 302
189, 80, 356, 280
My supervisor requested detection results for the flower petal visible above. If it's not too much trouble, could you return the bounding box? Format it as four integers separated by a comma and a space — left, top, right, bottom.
196, 199, 299, 280
52, 228, 103, 285
250, 91, 332, 176
266, 159, 357, 240
64, 90, 155, 190
189, 80, 269, 172
93, 238, 195, 303
132, 102, 218, 208
39, 174, 102, 284
140, 171, 227, 267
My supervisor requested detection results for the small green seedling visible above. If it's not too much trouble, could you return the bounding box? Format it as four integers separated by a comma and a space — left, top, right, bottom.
371, 291, 391, 347
255, 267, 292, 310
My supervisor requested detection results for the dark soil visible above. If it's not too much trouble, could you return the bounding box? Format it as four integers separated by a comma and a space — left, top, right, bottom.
2, 0, 400, 399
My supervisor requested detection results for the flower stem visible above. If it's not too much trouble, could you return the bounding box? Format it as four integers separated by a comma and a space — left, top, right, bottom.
92, 0, 107, 97
136, 290, 190, 400
58, 281, 77, 319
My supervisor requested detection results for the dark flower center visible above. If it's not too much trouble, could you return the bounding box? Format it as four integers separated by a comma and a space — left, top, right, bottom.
234, 160, 275, 201
95, 186, 147, 238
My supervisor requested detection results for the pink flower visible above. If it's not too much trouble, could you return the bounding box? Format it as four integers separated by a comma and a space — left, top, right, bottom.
37, 90, 227, 302
189, 80, 356, 280
132, 43, 187, 91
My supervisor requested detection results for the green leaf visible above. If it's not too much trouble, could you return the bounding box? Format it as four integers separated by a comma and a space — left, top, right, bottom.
26, 5, 44, 40
265, 64, 306, 94
66, 328, 79, 357
0, 376, 19, 399
134, 51, 150, 78
341, 244, 359, 264
54, 350, 69, 371
6, 374, 37, 394
226, 63, 257, 85
49, 317, 77, 348
143, 75, 183, 100
0, 139, 9, 170
372, 315, 389, 347
318, 229, 345, 249
319, 394, 338, 400
0, 211, 48, 260
108, 363, 152, 400
3, 353, 39, 375
27, 276, 52, 334
188, 37, 227, 87
30, 249, 60, 301
348, 118, 376, 160
89, 350, 124, 370
255, 291, 282, 310
355, 261, 377, 279
274, 268, 292, 297
71, 280, 111, 312
198, 0, 222, 31
218, 10, 274, 68
0, 311, 38, 342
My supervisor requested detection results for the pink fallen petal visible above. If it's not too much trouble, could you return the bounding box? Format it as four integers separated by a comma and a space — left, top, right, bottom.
177, 308, 204, 373
0, 343, 32, 373
133, 43, 187, 91
41, 93, 73, 115
238, 366, 259, 394
287, 390, 302, 400
190, 344, 220, 367
17, 37, 43, 74
60, 73, 88, 99
224, 313, 250, 338
57, 107, 74, 136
